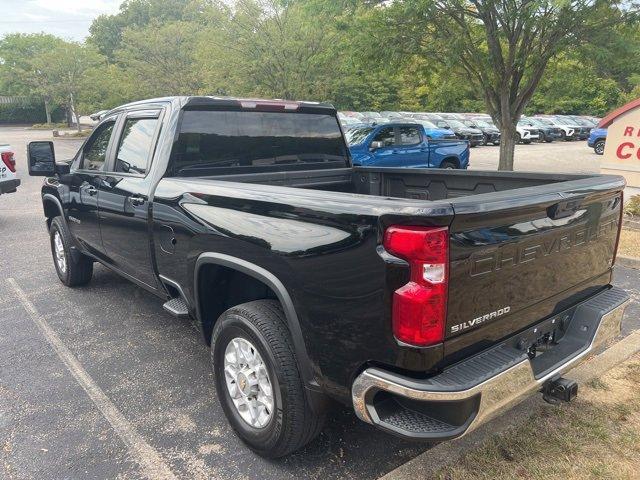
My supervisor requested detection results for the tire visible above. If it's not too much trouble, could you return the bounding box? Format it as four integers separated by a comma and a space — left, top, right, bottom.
523, 139, 531, 144
440, 160, 458, 169
49, 217, 93, 287
517, 133, 522, 144
211, 300, 324, 458
594, 140, 605, 155
482, 134, 489, 146
538, 132, 546, 143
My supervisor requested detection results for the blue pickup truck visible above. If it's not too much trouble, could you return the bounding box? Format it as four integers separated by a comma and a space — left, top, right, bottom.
345, 123, 470, 169
587, 127, 607, 155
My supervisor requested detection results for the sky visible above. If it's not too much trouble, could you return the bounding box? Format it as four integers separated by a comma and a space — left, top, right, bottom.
0, 0, 122, 41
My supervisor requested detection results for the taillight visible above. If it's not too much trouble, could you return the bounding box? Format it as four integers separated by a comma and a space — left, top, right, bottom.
1, 151, 15, 173
383, 226, 449, 347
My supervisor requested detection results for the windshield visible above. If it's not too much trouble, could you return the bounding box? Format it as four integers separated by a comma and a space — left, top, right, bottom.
417, 120, 438, 128
525, 118, 544, 126
445, 120, 465, 128
344, 126, 374, 145
536, 118, 554, 126
474, 120, 491, 128
171, 110, 349, 176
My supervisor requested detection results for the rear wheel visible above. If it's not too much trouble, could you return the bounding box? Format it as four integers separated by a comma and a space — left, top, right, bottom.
49, 217, 93, 287
594, 140, 605, 155
211, 300, 324, 457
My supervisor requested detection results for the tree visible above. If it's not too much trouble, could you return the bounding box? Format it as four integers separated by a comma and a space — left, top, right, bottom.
116, 21, 203, 97
88, 0, 212, 60
0, 33, 66, 123
31, 42, 104, 131
196, 0, 340, 100
380, 0, 617, 170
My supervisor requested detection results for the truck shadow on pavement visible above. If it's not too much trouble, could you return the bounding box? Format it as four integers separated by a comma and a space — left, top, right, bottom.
58, 266, 428, 479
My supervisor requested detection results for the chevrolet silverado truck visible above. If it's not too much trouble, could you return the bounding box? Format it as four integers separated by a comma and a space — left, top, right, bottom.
28, 96, 629, 458
0, 144, 19, 196
345, 123, 469, 168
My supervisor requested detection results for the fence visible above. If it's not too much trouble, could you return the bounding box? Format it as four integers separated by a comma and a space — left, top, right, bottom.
0, 95, 64, 124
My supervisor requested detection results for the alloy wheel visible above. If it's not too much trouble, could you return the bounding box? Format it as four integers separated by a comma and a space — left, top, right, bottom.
223, 337, 274, 428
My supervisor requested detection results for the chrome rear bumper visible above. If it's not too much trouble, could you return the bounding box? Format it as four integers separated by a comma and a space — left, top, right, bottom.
352, 287, 629, 440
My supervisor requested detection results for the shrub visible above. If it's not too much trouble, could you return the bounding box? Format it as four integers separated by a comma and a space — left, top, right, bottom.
624, 195, 640, 217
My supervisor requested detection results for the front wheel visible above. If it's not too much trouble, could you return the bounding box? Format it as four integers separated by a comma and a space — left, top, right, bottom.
594, 140, 605, 155
49, 217, 93, 287
211, 300, 324, 458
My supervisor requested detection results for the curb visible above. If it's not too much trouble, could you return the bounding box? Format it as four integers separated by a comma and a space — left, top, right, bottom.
618, 255, 640, 270
379, 330, 640, 480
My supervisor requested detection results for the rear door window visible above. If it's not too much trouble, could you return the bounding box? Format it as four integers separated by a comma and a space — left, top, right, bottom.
399, 126, 421, 145
114, 117, 159, 175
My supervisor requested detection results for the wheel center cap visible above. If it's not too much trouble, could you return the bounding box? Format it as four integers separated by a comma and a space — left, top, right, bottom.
237, 372, 250, 395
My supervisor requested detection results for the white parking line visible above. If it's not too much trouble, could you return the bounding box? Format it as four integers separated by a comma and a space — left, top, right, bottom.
7, 278, 178, 480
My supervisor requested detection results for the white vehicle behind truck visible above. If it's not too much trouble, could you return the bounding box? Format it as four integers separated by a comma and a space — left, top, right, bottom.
0, 144, 20, 196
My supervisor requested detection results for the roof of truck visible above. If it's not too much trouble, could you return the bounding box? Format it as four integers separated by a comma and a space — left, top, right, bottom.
113, 96, 336, 113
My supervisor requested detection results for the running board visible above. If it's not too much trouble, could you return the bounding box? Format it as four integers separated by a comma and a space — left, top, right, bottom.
163, 297, 189, 318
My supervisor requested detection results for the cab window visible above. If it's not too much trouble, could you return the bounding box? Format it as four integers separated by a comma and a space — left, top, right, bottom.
371, 127, 395, 147
81, 121, 115, 171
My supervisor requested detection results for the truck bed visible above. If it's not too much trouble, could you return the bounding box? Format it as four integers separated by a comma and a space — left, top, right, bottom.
156, 166, 623, 384
202, 166, 592, 200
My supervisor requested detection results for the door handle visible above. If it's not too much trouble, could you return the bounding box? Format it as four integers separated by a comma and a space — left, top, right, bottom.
130, 195, 145, 207
86, 186, 97, 196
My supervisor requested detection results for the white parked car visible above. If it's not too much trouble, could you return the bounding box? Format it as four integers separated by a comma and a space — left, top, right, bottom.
0, 144, 20, 196
515, 125, 539, 144
534, 117, 575, 140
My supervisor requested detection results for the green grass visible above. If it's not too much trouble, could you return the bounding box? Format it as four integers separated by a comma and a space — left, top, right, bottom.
433, 354, 640, 480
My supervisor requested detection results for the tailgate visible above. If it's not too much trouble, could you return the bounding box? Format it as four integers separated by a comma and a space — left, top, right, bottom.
445, 176, 623, 346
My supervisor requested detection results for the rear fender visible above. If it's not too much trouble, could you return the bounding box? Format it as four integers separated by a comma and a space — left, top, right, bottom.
194, 252, 323, 398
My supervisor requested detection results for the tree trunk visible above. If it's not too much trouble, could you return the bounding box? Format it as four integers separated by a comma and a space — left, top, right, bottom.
66, 106, 72, 128
498, 122, 516, 171
44, 97, 52, 124
69, 93, 81, 133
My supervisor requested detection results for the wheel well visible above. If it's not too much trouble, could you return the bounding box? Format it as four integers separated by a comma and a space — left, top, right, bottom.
441, 157, 459, 168
197, 263, 279, 344
43, 199, 61, 229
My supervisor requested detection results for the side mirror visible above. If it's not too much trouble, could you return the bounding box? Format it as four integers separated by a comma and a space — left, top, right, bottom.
370, 141, 384, 151
28, 141, 56, 176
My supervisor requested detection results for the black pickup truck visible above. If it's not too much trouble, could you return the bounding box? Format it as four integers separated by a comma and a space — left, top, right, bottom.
28, 96, 629, 458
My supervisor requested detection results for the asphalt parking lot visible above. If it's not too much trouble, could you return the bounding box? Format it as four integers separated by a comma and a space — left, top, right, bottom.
1, 125, 639, 479
468, 139, 602, 173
